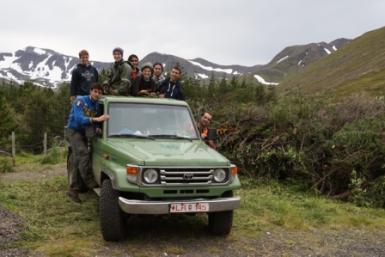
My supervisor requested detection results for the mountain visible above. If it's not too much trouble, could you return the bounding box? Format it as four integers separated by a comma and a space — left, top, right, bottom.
252, 38, 351, 83
278, 26, 385, 98
0, 47, 110, 87
0, 38, 351, 88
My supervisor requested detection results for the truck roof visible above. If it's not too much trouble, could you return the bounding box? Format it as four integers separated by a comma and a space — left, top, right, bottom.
99, 96, 189, 107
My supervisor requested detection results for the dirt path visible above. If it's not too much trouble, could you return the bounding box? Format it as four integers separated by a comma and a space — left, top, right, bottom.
1, 165, 385, 257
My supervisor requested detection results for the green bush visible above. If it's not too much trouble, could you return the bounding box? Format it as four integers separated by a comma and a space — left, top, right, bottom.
40, 146, 65, 165
0, 157, 14, 173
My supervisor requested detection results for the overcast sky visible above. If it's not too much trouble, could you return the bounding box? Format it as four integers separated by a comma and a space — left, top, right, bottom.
1, 0, 385, 66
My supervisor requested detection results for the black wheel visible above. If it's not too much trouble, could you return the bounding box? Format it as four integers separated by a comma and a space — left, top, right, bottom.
100, 179, 126, 241
208, 210, 233, 235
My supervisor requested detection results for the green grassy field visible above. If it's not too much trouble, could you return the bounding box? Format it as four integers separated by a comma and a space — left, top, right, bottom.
2, 161, 385, 256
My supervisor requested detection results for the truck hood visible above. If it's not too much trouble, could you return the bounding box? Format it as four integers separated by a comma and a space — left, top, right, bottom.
105, 138, 229, 166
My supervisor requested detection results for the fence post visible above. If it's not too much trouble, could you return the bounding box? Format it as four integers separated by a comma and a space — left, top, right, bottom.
43, 132, 47, 155
11, 131, 16, 166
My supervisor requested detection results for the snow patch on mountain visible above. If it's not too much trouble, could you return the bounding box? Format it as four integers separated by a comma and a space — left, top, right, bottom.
324, 48, 331, 55
0, 54, 17, 69
196, 73, 209, 79
298, 60, 303, 66
254, 74, 279, 86
32, 47, 46, 55
332, 45, 337, 51
276, 55, 289, 64
188, 60, 234, 74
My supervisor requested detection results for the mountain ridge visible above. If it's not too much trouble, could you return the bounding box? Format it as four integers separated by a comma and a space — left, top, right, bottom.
0, 38, 351, 87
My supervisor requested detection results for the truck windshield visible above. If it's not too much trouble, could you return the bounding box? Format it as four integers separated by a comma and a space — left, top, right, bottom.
107, 103, 199, 139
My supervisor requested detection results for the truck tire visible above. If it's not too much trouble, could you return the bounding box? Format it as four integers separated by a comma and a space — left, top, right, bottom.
208, 210, 233, 235
100, 179, 126, 241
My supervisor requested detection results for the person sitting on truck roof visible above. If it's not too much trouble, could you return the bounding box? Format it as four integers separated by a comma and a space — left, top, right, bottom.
103, 47, 132, 96
127, 54, 140, 81
197, 112, 217, 150
157, 66, 185, 100
131, 62, 156, 97
66, 83, 109, 203
153, 62, 165, 91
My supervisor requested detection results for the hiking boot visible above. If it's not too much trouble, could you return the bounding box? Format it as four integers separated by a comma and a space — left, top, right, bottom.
66, 190, 82, 203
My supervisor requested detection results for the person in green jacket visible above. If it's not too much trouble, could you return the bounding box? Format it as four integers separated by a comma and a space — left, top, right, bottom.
103, 47, 132, 95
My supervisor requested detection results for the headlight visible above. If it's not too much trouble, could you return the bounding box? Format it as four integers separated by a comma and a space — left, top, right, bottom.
213, 168, 227, 183
143, 169, 159, 184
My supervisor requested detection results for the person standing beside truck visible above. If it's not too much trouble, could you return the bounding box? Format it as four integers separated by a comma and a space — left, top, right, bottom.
66, 83, 109, 203
70, 49, 99, 101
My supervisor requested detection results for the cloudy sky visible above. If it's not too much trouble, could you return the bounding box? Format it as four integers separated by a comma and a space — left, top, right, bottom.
1, 0, 385, 66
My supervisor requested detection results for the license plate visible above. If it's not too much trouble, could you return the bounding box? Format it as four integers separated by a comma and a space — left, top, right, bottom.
170, 202, 209, 213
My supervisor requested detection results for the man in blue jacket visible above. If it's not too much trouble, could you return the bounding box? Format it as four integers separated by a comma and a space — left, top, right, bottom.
67, 83, 109, 203
70, 49, 99, 101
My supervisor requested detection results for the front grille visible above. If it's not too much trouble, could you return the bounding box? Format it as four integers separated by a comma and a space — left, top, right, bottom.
160, 168, 214, 185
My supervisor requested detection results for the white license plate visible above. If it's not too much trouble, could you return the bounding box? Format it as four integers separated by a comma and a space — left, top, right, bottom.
170, 202, 209, 213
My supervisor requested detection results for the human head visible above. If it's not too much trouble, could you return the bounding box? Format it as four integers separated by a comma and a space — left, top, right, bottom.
170, 66, 182, 82
141, 62, 153, 80
89, 83, 103, 101
78, 49, 89, 65
128, 54, 139, 68
200, 112, 213, 128
112, 47, 124, 62
153, 62, 164, 77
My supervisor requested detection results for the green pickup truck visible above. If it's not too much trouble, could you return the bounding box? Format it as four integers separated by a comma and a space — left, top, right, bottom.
90, 96, 241, 241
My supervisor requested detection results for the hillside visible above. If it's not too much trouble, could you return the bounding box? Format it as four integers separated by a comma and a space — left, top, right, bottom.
279, 26, 385, 98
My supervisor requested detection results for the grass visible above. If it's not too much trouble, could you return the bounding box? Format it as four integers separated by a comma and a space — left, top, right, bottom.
2, 163, 385, 256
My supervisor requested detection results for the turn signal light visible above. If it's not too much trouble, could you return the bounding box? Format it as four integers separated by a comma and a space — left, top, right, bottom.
127, 166, 139, 175
230, 165, 238, 176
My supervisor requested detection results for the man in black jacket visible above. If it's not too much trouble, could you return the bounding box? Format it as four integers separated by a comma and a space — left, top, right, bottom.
70, 50, 99, 101
158, 66, 184, 100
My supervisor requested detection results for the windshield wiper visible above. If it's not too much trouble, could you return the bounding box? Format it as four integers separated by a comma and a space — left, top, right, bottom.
151, 134, 193, 141
109, 133, 155, 140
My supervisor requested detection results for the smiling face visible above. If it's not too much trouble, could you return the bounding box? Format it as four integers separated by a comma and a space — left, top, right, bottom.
200, 112, 212, 128
129, 57, 139, 68
142, 67, 152, 80
153, 64, 163, 77
80, 54, 89, 65
90, 88, 103, 101
170, 68, 181, 82
113, 52, 122, 62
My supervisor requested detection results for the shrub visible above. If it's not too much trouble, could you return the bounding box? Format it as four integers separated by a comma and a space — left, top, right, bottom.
0, 157, 14, 173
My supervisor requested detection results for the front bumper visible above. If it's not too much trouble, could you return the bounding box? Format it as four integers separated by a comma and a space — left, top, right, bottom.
118, 196, 241, 214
